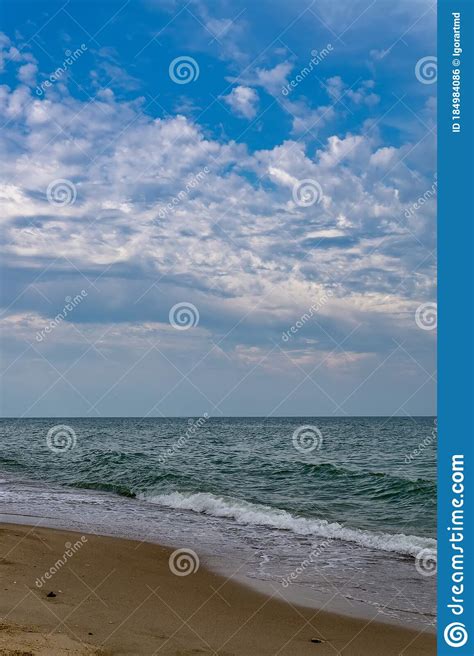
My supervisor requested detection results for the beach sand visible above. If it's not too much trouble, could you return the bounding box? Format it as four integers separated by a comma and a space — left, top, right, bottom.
0, 523, 435, 655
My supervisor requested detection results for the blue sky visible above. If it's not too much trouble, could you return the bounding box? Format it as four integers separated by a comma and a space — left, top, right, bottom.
0, 0, 437, 417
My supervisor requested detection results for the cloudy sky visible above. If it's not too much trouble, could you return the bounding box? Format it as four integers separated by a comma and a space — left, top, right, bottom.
0, 0, 437, 417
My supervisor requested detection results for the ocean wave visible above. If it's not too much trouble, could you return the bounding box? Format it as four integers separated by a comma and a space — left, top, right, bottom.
296, 461, 436, 494
298, 460, 433, 483
138, 490, 436, 557
73, 481, 136, 498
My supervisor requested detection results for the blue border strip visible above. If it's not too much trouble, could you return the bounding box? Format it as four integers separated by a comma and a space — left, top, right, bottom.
438, 1, 474, 653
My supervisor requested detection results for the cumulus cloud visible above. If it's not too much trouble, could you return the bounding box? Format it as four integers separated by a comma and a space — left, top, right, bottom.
17, 62, 37, 85
0, 79, 435, 328
0, 20, 436, 415
221, 85, 259, 119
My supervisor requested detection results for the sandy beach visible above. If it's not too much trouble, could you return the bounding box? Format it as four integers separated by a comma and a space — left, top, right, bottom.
0, 523, 435, 655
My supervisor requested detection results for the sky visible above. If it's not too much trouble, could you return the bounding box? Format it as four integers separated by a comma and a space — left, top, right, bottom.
0, 0, 437, 417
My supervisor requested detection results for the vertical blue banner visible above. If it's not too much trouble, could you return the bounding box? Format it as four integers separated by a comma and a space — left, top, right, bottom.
438, 0, 474, 654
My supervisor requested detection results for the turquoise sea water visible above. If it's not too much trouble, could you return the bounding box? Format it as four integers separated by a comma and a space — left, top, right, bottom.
0, 416, 436, 628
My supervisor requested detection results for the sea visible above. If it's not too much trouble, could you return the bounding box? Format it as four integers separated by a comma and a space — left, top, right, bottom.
0, 416, 436, 630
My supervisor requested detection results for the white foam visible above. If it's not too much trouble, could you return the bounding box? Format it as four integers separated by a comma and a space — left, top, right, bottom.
138, 491, 436, 557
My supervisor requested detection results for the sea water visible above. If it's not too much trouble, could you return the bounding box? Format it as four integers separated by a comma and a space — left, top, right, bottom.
0, 416, 436, 629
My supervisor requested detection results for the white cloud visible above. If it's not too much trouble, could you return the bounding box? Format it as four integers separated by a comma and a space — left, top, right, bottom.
317, 135, 370, 168
0, 15, 438, 415
0, 39, 436, 393
221, 85, 259, 119
255, 62, 293, 95
370, 146, 398, 168
326, 76, 380, 107
267, 166, 297, 187
17, 62, 37, 85
0, 31, 37, 74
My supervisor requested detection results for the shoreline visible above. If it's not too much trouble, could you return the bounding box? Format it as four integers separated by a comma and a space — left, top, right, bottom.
0, 522, 436, 655
0, 506, 436, 632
